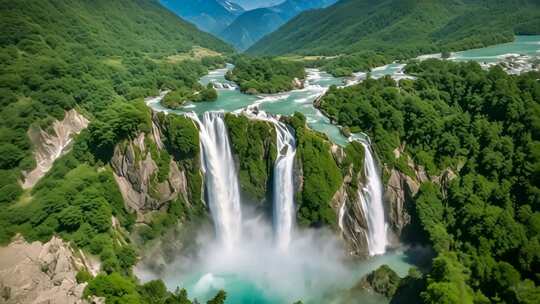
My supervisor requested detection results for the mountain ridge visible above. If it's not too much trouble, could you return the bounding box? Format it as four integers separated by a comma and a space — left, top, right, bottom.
248, 0, 540, 56
220, 0, 337, 50
159, 0, 244, 35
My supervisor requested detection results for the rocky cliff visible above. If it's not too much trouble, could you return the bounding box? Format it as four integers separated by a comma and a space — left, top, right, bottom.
0, 236, 92, 304
332, 169, 370, 256
22, 109, 89, 189
329, 143, 371, 256
111, 119, 190, 221
383, 147, 457, 244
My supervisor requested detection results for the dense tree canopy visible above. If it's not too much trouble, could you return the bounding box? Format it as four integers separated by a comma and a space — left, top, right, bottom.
318, 59, 540, 302
287, 113, 343, 227
225, 114, 277, 201
226, 56, 305, 94
0, 0, 230, 207
249, 0, 540, 76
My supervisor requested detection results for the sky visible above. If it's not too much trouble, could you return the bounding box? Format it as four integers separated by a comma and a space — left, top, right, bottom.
230, 0, 284, 10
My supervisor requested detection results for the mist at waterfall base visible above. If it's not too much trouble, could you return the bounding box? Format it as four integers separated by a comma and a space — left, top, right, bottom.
136, 112, 355, 303
135, 215, 424, 303
145, 210, 359, 303
135, 112, 413, 303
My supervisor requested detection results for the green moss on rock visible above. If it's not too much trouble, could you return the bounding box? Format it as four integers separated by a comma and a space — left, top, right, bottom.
225, 113, 276, 201
288, 112, 343, 227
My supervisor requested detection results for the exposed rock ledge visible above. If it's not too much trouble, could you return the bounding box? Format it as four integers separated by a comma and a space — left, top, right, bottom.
0, 236, 89, 304
111, 122, 189, 220
329, 144, 370, 257
22, 110, 89, 189
292, 77, 305, 90
384, 147, 457, 242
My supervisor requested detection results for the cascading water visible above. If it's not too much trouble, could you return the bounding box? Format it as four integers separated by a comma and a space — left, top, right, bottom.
272, 121, 297, 251
338, 201, 346, 233
187, 112, 242, 249
357, 140, 387, 256
244, 108, 297, 251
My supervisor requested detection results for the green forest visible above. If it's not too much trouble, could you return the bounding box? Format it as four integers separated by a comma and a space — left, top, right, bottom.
0, 0, 231, 205
225, 56, 305, 94
1, 0, 539, 303
317, 59, 540, 303
249, 0, 540, 76
0, 0, 233, 302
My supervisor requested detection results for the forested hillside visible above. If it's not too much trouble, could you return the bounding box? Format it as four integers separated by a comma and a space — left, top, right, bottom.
317, 60, 540, 302
248, 0, 540, 74
0, 0, 231, 205
0, 1, 231, 301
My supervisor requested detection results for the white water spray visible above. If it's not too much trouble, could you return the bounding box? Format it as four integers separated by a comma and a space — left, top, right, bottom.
272, 121, 297, 251
244, 109, 297, 250
187, 112, 242, 249
338, 200, 346, 232
357, 140, 387, 255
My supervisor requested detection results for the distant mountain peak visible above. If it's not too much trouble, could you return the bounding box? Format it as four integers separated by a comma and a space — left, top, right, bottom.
217, 0, 245, 15
159, 0, 243, 35
219, 0, 338, 50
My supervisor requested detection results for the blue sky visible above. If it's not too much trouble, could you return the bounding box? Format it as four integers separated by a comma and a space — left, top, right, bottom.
230, 0, 284, 10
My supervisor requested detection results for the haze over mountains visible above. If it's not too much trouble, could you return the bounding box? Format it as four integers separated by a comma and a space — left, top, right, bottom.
232, 0, 283, 10
159, 0, 245, 35
221, 0, 337, 50
160, 0, 337, 50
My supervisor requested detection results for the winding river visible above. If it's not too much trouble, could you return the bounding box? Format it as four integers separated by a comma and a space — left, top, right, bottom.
140, 36, 540, 304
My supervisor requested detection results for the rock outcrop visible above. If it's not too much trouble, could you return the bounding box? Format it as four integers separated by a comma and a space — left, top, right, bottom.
330, 144, 370, 256
384, 169, 419, 243
355, 265, 401, 298
384, 147, 457, 242
22, 110, 89, 189
332, 171, 370, 256
292, 77, 305, 90
0, 236, 89, 304
111, 125, 189, 220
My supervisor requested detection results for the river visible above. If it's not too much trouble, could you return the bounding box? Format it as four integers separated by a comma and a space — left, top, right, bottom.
140, 35, 540, 304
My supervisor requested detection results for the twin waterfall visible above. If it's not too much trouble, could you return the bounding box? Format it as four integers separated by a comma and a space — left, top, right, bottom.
189, 111, 297, 250
188, 111, 386, 255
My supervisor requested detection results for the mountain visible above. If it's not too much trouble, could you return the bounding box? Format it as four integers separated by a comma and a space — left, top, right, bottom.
220, 0, 337, 50
248, 0, 540, 56
218, 0, 245, 14
231, 0, 284, 10
159, 0, 244, 35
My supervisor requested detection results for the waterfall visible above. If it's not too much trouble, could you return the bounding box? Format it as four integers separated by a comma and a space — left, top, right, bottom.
244, 108, 297, 250
357, 141, 387, 256
338, 201, 346, 232
187, 112, 242, 249
272, 121, 297, 251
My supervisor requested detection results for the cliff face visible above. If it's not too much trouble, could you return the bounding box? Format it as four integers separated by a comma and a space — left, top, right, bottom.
22, 109, 89, 189
384, 148, 457, 243
384, 169, 419, 244
329, 143, 370, 256
0, 236, 90, 304
110, 120, 190, 221
332, 168, 370, 256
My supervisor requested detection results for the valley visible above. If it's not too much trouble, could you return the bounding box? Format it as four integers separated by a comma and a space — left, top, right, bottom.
136, 36, 540, 303
1, 1, 539, 304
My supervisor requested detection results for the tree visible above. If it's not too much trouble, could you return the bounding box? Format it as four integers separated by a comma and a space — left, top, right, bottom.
165, 288, 192, 304
58, 206, 83, 231
207, 290, 226, 304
